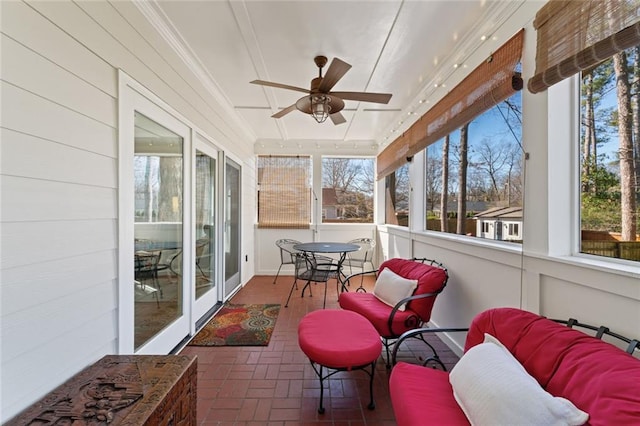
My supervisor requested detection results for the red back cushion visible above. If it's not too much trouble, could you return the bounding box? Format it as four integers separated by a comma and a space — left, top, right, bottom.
466, 307, 640, 425
378, 258, 448, 323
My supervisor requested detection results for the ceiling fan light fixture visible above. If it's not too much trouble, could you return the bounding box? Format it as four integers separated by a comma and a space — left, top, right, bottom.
311, 94, 331, 123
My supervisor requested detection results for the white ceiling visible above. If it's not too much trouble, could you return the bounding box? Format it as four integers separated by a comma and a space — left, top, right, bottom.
142, 0, 526, 152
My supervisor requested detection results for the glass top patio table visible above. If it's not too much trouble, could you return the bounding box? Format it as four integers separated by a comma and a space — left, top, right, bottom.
293, 242, 360, 254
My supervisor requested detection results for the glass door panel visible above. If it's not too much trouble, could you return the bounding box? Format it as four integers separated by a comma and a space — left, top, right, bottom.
224, 158, 241, 298
133, 112, 184, 350
193, 149, 219, 320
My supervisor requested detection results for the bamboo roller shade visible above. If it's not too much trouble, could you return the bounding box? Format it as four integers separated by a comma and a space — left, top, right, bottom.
257, 156, 311, 229
529, 0, 640, 93
377, 30, 524, 180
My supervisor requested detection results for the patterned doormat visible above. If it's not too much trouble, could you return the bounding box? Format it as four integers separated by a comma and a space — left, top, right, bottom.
188, 303, 281, 346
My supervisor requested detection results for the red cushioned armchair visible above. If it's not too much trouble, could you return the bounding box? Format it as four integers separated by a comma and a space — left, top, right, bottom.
338, 257, 448, 367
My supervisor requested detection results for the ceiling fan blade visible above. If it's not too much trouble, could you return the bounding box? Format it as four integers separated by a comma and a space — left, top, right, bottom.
251, 80, 310, 94
318, 58, 352, 93
330, 91, 392, 104
272, 104, 297, 118
330, 112, 347, 125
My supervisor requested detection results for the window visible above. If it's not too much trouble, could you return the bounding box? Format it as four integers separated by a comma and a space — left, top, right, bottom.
579, 46, 639, 262
507, 223, 520, 239
425, 93, 523, 241
321, 157, 374, 223
385, 163, 410, 226
377, 30, 523, 236
257, 155, 311, 228
134, 155, 183, 223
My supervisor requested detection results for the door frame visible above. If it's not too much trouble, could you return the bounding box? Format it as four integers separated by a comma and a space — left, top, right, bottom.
118, 71, 192, 354
223, 155, 242, 299
191, 133, 223, 329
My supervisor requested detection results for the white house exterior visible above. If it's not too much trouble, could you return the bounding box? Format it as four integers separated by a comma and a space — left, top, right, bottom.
475, 207, 524, 242
1, 0, 639, 422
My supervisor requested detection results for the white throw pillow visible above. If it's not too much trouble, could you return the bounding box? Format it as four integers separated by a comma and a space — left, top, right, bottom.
449, 333, 589, 426
372, 267, 418, 311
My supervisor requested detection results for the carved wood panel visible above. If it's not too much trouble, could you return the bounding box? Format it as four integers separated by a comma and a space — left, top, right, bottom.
6, 355, 197, 426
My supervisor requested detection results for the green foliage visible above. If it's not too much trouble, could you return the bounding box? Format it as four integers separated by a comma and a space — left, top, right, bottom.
581, 156, 619, 198
581, 194, 622, 232
581, 154, 622, 231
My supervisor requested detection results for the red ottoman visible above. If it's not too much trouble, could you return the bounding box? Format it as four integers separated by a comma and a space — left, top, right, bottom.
298, 309, 382, 414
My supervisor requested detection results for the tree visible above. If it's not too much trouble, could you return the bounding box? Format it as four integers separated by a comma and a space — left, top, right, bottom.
441, 135, 450, 232
474, 139, 511, 201
425, 152, 442, 212
457, 123, 469, 234
322, 158, 374, 220
581, 63, 614, 193
634, 46, 640, 203
158, 157, 183, 222
612, 50, 638, 240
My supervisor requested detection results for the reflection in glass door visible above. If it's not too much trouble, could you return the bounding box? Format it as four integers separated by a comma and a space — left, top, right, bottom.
133, 112, 184, 350
193, 149, 218, 320
224, 158, 241, 298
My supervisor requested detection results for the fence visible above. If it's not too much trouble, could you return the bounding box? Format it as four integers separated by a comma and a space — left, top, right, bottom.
581, 241, 640, 261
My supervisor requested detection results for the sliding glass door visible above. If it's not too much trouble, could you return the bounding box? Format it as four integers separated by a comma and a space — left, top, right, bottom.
119, 74, 190, 354
224, 158, 241, 298
193, 142, 221, 321
119, 71, 232, 353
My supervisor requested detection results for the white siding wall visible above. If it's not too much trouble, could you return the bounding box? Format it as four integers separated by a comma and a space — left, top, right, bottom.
0, 1, 255, 420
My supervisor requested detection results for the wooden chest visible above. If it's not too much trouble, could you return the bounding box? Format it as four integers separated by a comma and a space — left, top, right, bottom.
6, 354, 197, 425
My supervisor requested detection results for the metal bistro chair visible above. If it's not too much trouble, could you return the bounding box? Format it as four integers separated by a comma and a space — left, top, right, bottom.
134, 251, 161, 306
285, 252, 339, 309
274, 239, 301, 284
342, 238, 376, 288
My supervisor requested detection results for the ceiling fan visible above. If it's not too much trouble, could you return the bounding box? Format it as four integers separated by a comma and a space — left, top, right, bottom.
250, 56, 392, 125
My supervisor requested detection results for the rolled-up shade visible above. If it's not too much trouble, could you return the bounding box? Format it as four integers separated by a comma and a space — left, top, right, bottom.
257, 155, 311, 229
528, 0, 640, 94
377, 30, 524, 179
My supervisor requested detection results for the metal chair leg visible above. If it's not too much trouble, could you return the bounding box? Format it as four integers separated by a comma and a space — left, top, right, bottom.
273, 263, 284, 284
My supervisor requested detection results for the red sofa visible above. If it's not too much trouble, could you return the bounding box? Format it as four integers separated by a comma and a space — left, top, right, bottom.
389, 307, 640, 425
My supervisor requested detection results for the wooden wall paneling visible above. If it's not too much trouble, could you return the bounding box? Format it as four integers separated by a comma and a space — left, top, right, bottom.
1, 220, 117, 269
1, 129, 117, 187
1, 176, 117, 222
1, 35, 117, 127
1, 1, 117, 97
1, 83, 117, 157
1, 251, 117, 315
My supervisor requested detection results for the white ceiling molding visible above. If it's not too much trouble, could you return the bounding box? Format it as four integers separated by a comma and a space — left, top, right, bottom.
134, 0, 258, 143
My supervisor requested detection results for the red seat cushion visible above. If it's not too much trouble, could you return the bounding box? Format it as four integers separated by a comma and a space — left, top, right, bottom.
467, 308, 640, 425
298, 309, 381, 369
390, 362, 469, 426
338, 292, 418, 337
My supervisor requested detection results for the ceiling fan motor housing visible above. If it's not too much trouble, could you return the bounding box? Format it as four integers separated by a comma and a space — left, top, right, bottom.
295, 94, 345, 115
250, 55, 391, 124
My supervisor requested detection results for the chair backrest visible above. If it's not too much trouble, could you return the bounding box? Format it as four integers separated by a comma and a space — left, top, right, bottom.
378, 258, 448, 323
196, 238, 209, 256
347, 238, 376, 262
294, 252, 332, 282
276, 239, 301, 263
135, 251, 160, 277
